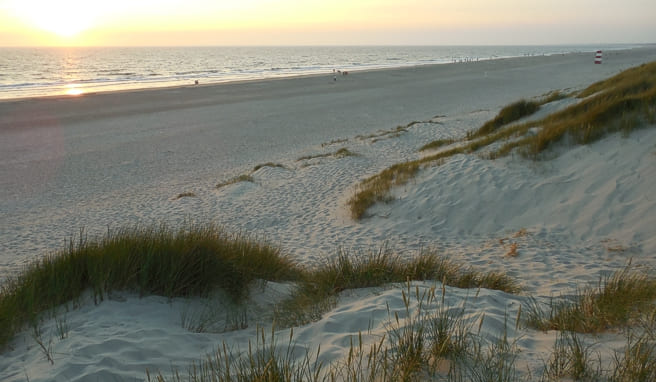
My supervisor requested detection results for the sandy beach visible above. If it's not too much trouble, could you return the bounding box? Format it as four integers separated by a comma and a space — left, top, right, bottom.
1, 46, 656, 380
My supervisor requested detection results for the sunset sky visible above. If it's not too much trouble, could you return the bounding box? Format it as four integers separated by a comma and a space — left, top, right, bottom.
1, 0, 655, 46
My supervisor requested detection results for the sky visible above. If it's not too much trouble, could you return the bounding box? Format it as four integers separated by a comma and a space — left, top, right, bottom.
0, 0, 655, 46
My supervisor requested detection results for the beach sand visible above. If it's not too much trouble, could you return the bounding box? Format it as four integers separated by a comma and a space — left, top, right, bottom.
1, 46, 656, 380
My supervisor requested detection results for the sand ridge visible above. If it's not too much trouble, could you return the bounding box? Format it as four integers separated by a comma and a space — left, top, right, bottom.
1, 46, 656, 380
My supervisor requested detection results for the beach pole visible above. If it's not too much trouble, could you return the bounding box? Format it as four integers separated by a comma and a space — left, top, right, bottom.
595, 50, 603, 64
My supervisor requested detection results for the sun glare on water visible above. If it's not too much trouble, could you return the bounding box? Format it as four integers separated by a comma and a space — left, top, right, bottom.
64, 85, 84, 96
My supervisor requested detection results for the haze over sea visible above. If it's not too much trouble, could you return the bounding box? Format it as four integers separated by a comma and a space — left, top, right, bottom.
0, 44, 640, 100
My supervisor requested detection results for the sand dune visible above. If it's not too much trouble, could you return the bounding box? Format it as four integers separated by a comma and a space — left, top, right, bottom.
1, 46, 656, 381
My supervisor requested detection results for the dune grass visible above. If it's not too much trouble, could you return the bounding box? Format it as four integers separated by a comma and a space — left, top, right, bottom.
148, 326, 325, 382
524, 266, 656, 334
154, 282, 523, 382
490, 62, 656, 159
356, 125, 408, 141
274, 249, 520, 328
153, 269, 656, 382
150, 283, 478, 382
541, 330, 602, 381
5, 231, 653, 381
467, 99, 540, 140
348, 60, 656, 220
216, 174, 254, 189
0, 226, 519, 352
175, 192, 197, 200
216, 163, 289, 189
347, 145, 468, 219
0, 224, 301, 350
297, 148, 359, 162
611, 328, 656, 382
253, 162, 286, 172
419, 138, 457, 152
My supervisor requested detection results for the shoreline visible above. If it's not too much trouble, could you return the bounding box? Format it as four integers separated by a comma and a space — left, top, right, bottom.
0, 45, 651, 106
2, 47, 653, 130
2, 44, 645, 103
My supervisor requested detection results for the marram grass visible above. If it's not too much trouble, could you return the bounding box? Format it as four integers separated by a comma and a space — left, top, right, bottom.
0, 226, 519, 351
153, 277, 656, 382
467, 99, 540, 140
0, 223, 301, 349
349, 60, 656, 220
524, 266, 656, 333
274, 249, 520, 328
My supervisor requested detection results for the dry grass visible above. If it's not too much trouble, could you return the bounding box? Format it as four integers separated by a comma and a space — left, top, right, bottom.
274, 249, 520, 328
494, 60, 656, 159
156, 283, 519, 382
525, 266, 656, 333
216, 174, 254, 189
540, 90, 569, 105
419, 138, 457, 152
467, 99, 540, 140
513, 228, 528, 238
356, 125, 407, 141
253, 162, 286, 172
348, 146, 466, 219
322, 138, 349, 147
348, 161, 421, 219
505, 243, 518, 257
174, 192, 196, 200
297, 148, 358, 162
348, 60, 656, 220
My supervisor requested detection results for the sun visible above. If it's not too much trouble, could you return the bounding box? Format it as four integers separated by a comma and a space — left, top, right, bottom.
8, 0, 100, 38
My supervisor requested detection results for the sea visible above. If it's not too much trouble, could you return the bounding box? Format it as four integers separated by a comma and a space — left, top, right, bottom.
0, 44, 642, 100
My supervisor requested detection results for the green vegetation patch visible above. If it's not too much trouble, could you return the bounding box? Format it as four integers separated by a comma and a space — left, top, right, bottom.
0, 224, 300, 349
468, 99, 540, 139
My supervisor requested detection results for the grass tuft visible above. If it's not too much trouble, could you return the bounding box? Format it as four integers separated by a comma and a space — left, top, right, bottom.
0, 224, 301, 350
150, 326, 324, 382
275, 249, 519, 328
348, 161, 421, 219
540, 90, 569, 105
542, 330, 601, 381
468, 99, 540, 140
297, 148, 358, 162
253, 162, 286, 172
611, 329, 656, 382
525, 266, 656, 333
175, 192, 196, 199
216, 174, 254, 189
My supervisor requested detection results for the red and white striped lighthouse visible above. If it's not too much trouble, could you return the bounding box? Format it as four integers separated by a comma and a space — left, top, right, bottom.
594, 50, 603, 64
